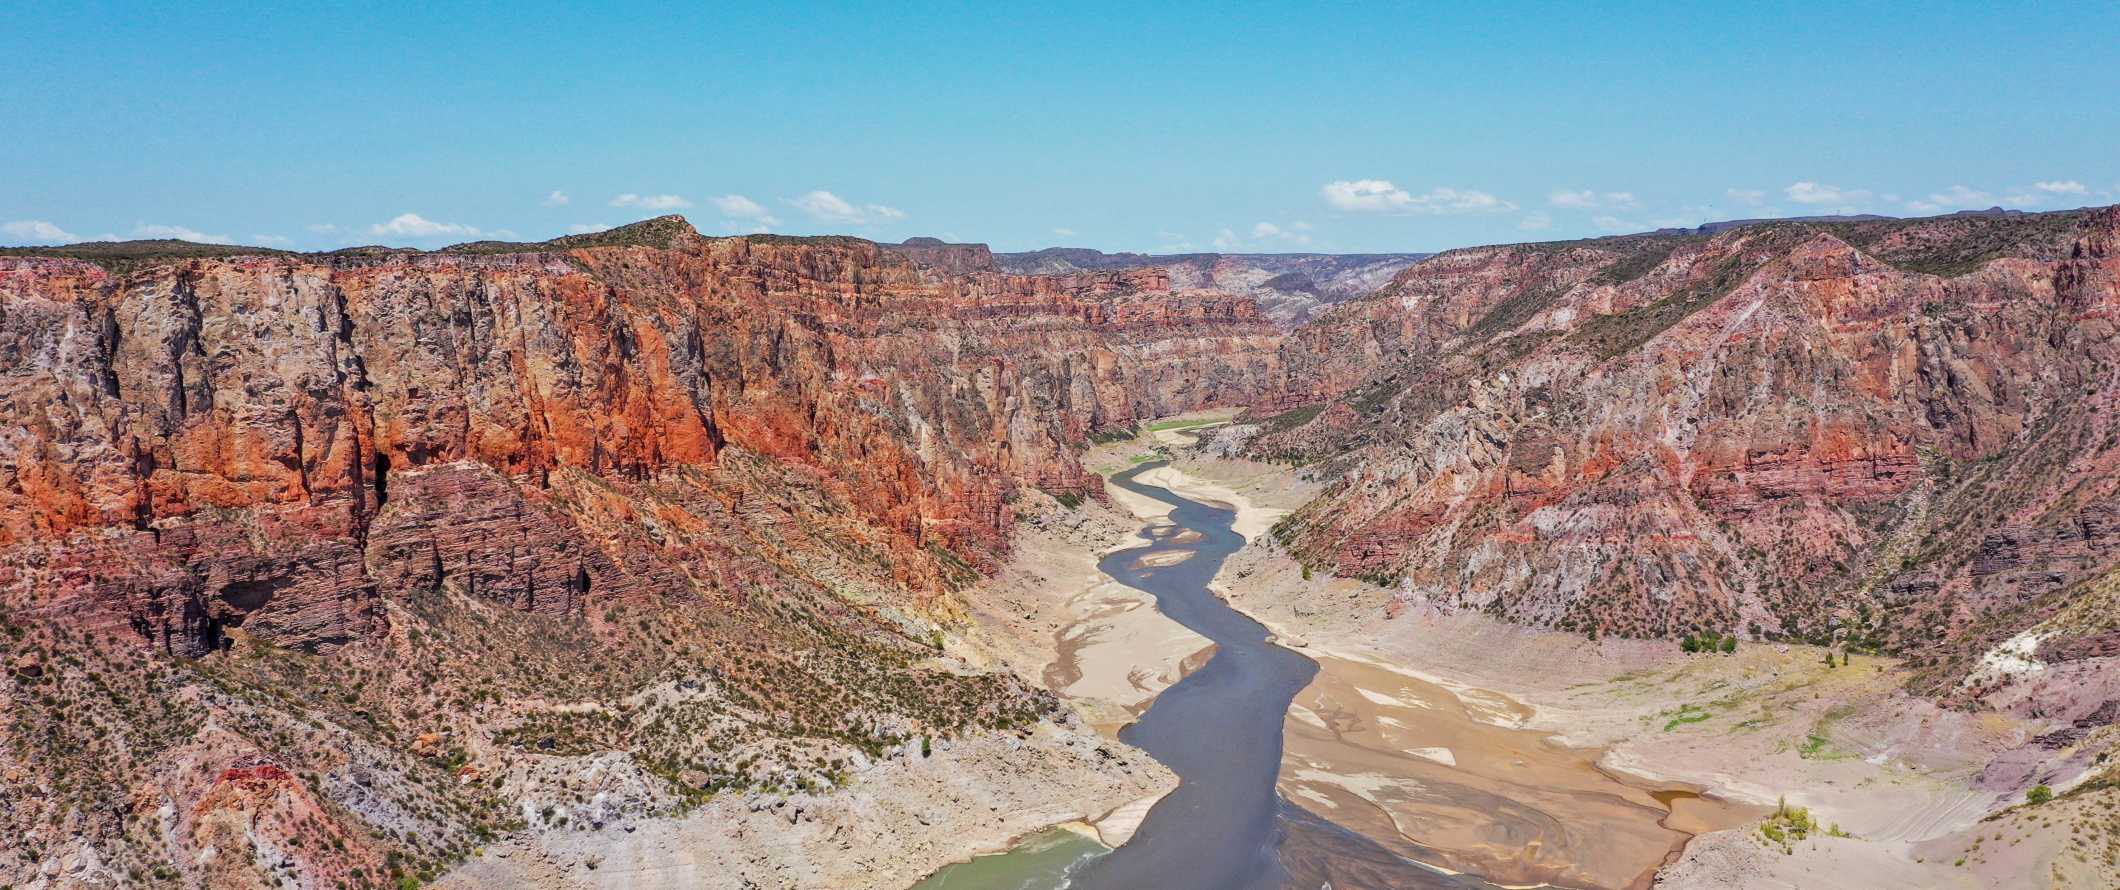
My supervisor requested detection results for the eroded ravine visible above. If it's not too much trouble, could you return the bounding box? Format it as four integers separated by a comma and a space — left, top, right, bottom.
917, 456, 1750, 890
920, 461, 1472, 890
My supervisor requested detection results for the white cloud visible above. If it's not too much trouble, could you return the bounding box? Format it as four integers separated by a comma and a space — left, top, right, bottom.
1322, 179, 1409, 211
251, 234, 293, 246
132, 223, 234, 244
1518, 212, 1553, 231
542, 190, 571, 207
1052, 227, 1077, 238
3, 220, 79, 244
1250, 222, 1313, 246
567, 223, 613, 234
790, 190, 904, 225
1784, 181, 1873, 206
1548, 189, 1637, 209
1321, 179, 1514, 214
709, 194, 778, 229
1725, 188, 1767, 206
1210, 228, 1240, 250
307, 223, 342, 234
1905, 185, 1994, 214
609, 193, 693, 210
711, 194, 769, 218
368, 213, 480, 239
1591, 215, 1649, 233
2034, 180, 2087, 196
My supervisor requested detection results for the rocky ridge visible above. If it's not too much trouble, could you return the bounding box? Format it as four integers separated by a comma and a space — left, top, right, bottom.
1247, 207, 2120, 722
0, 217, 1278, 888
882, 239, 1429, 327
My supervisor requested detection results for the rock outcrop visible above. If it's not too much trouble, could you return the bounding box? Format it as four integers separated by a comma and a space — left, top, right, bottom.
993, 247, 1430, 327
0, 217, 1278, 887
1254, 208, 2120, 686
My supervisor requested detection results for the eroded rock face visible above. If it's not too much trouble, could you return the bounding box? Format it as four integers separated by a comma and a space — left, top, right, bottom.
1256, 209, 2120, 668
0, 219, 1279, 887
993, 247, 1431, 327
0, 222, 1279, 658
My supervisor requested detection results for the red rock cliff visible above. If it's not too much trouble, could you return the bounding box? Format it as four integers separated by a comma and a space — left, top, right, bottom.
0, 219, 1278, 659
1256, 209, 2120, 672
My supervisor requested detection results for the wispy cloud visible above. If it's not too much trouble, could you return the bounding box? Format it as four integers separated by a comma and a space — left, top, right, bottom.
1725, 188, 1767, 206
2, 220, 79, 244
1250, 221, 1313, 246
542, 190, 571, 207
1784, 181, 1873, 206
711, 194, 778, 230
1905, 185, 1993, 214
1518, 212, 1553, 231
2034, 179, 2087, 196
1548, 189, 1637, 209
132, 223, 234, 244
790, 190, 904, 225
1321, 179, 1515, 214
369, 213, 479, 239
251, 234, 293, 246
1591, 214, 1648, 233
1052, 227, 1077, 238
609, 193, 692, 210
567, 223, 612, 234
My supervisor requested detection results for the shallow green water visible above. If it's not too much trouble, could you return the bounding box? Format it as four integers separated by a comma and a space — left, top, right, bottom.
904, 827, 1108, 890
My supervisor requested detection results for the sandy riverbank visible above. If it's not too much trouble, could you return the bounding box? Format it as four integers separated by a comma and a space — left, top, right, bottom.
435, 716, 1167, 890
1148, 430, 2060, 890
436, 465, 1196, 890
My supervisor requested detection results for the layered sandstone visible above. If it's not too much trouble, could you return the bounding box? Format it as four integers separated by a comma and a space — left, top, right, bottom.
0, 217, 1278, 888
994, 247, 1430, 326
1254, 209, 2120, 687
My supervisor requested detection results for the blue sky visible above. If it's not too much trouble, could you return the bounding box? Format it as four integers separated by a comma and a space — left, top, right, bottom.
4, 1, 2116, 253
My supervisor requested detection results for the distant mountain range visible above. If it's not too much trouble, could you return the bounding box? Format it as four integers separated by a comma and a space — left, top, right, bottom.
885, 238, 1430, 326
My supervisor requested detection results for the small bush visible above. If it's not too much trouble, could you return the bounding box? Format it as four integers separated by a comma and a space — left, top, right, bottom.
2026, 784, 2053, 805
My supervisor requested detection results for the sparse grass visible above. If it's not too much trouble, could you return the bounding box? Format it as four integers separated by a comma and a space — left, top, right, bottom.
1144, 416, 1225, 432
1257, 404, 1324, 435
1663, 704, 1711, 732
1758, 798, 1848, 853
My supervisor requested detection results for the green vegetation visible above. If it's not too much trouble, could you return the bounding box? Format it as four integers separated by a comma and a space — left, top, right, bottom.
1662, 704, 1711, 732
1588, 238, 1683, 287
2027, 784, 2054, 805
1566, 249, 1762, 359
1797, 733, 1833, 758
1144, 416, 1225, 432
1050, 491, 1084, 510
0, 238, 298, 274
1758, 798, 1848, 853
1257, 404, 1324, 435
1678, 631, 1737, 654
1824, 209, 2090, 278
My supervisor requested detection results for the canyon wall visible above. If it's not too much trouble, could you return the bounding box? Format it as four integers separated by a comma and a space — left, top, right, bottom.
0, 217, 1278, 887
1, 218, 1278, 657
1252, 209, 2120, 708
989, 246, 1431, 327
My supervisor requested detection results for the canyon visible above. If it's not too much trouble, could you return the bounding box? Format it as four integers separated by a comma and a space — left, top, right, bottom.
887, 238, 1430, 327
3, 207, 2118, 890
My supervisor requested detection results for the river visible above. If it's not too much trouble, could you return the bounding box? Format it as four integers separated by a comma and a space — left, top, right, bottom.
915, 461, 1483, 890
